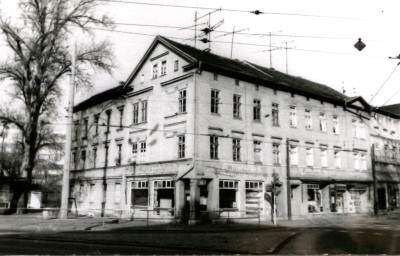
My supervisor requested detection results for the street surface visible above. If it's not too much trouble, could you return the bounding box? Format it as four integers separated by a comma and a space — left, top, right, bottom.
0, 215, 399, 254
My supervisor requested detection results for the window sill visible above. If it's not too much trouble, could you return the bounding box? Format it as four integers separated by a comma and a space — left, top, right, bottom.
253, 120, 262, 124
290, 125, 297, 128
165, 112, 186, 119
273, 163, 281, 166
131, 121, 148, 126
305, 128, 312, 130
254, 162, 262, 165
211, 112, 221, 116
272, 124, 280, 127
233, 117, 242, 120
210, 158, 219, 160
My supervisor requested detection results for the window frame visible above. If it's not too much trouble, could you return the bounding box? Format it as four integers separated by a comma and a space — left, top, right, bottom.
232, 138, 241, 161
178, 89, 187, 113
211, 89, 220, 114
210, 135, 219, 160
272, 103, 279, 126
233, 94, 241, 118
253, 99, 261, 122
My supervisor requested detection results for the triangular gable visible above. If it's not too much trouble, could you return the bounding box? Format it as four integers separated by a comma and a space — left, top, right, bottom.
123, 36, 197, 89
345, 96, 372, 112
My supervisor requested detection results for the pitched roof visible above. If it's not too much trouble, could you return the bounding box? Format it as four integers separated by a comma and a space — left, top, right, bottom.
158, 36, 350, 105
378, 103, 400, 118
73, 85, 132, 113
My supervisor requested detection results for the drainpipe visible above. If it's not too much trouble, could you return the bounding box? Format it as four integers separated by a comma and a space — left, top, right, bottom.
286, 138, 292, 220
371, 144, 378, 215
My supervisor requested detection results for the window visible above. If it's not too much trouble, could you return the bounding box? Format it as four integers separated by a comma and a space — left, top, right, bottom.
321, 148, 328, 168
213, 73, 218, 81
306, 148, 313, 166
115, 183, 121, 204
354, 152, 360, 170
118, 107, 124, 129
141, 101, 147, 122
235, 79, 239, 86
153, 180, 175, 209
333, 116, 340, 134
233, 138, 241, 161
233, 94, 241, 118
73, 121, 79, 140
140, 142, 146, 162
81, 150, 86, 169
211, 89, 220, 114
132, 142, 138, 160
131, 181, 149, 206
307, 184, 323, 213
210, 135, 219, 159
93, 148, 97, 168
132, 103, 139, 125
105, 110, 111, 134
273, 143, 280, 165
290, 145, 298, 166
254, 141, 262, 163
320, 113, 326, 132
178, 135, 185, 158
116, 144, 122, 165
334, 150, 341, 169
352, 120, 357, 137
358, 121, 365, 139
178, 90, 186, 113
290, 106, 297, 127
253, 99, 261, 121
361, 153, 367, 171
72, 151, 76, 169
83, 118, 88, 138
272, 103, 279, 126
161, 60, 167, 75
219, 180, 239, 208
94, 114, 100, 135
305, 109, 312, 129
140, 74, 144, 83
89, 184, 95, 203
152, 63, 158, 78
174, 60, 179, 72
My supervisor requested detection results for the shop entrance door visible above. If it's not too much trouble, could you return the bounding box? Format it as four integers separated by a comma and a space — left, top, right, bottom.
336, 192, 344, 213
378, 188, 387, 210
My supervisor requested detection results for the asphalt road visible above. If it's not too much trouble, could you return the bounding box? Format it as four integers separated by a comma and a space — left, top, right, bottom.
1, 221, 400, 254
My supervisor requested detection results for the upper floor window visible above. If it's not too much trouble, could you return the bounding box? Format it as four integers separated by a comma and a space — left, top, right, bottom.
178, 135, 185, 158
254, 141, 262, 163
132, 103, 139, 125
273, 143, 280, 165
73, 121, 79, 141
333, 116, 340, 134
141, 101, 148, 122
253, 99, 261, 122
334, 150, 341, 169
105, 110, 112, 134
174, 60, 179, 72
320, 113, 326, 132
132, 142, 138, 160
210, 135, 219, 159
361, 153, 367, 170
305, 109, 312, 129
118, 106, 124, 129
353, 152, 360, 170
321, 148, 328, 168
233, 94, 241, 118
290, 145, 298, 166
272, 103, 279, 126
211, 89, 220, 114
81, 150, 86, 169
306, 148, 313, 166
213, 73, 218, 81
116, 144, 122, 166
232, 138, 241, 161
93, 148, 97, 168
161, 60, 167, 75
83, 118, 88, 138
94, 114, 100, 135
358, 121, 365, 139
140, 142, 146, 162
152, 63, 158, 78
235, 79, 239, 86
290, 106, 297, 127
72, 151, 76, 169
179, 90, 186, 113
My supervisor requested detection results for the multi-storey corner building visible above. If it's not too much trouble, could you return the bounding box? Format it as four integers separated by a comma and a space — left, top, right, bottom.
370, 104, 400, 212
70, 36, 379, 221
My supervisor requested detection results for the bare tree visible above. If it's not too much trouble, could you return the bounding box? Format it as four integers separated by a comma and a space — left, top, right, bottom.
0, 0, 114, 210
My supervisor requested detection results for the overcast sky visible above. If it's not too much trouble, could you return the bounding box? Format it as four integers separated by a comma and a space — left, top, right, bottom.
1, 0, 400, 108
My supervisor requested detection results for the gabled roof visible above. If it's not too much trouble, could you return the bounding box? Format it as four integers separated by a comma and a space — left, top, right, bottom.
124, 36, 354, 107
377, 103, 400, 119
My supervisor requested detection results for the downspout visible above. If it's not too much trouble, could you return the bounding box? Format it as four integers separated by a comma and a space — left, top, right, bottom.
286, 138, 292, 220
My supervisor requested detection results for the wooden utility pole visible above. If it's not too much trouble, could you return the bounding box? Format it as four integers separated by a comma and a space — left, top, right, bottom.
286, 138, 291, 220
60, 43, 76, 219
230, 26, 235, 58
371, 144, 378, 215
269, 32, 272, 68
194, 11, 197, 49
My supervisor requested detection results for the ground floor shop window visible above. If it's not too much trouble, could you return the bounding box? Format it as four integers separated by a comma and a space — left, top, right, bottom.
131, 181, 149, 207
245, 181, 263, 215
154, 180, 175, 215
219, 180, 239, 209
307, 184, 323, 213
329, 185, 345, 213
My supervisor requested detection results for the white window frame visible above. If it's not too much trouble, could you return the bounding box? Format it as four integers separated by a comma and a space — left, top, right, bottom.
115, 183, 121, 204
178, 90, 186, 113
290, 145, 298, 166
140, 141, 146, 162
211, 89, 220, 114
233, 138, 241, 161
320, 113, 326, 132
152, 63, 158, 79
233, 94, 241, 118
290, 106, 297, 127
333, 116, 340, 134
253, 141, 262, 163
161, 60, 167, 75
305, 109, 312, 129
334, 150, 341, 169
178, 135, 185, 159
273, 143, 280, 165
321, 148, 328, 168
354, 152, 360, 170
306, 147, 313, 166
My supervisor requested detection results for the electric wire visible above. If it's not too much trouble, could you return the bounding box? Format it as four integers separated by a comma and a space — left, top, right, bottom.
369, 63, 400, 104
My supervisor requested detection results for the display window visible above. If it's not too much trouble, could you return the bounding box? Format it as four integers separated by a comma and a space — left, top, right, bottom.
153, 180, 175, 215
307, 184, 323, 213
219, 180, 239, 209
131, 181, 149, 207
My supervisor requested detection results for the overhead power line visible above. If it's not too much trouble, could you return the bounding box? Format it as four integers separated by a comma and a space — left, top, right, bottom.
369, 63, 400, 104
99, 0, 359, 20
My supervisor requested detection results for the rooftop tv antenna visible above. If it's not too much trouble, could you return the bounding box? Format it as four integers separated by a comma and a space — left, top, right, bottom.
215, 26, 249, 58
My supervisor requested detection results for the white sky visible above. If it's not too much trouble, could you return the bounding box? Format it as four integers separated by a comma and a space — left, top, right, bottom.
1, 0, 400, 109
